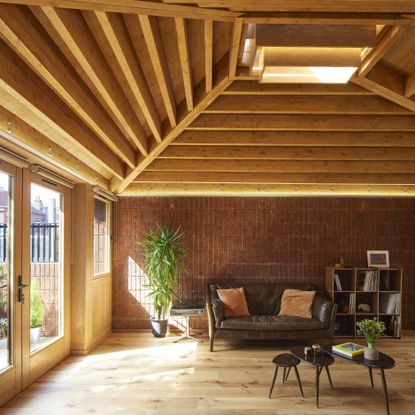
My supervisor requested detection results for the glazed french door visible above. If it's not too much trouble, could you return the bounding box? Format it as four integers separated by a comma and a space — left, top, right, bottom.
0, 164, 71, 404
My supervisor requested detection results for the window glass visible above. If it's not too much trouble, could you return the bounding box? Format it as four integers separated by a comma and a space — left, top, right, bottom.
94, 198, 109, 275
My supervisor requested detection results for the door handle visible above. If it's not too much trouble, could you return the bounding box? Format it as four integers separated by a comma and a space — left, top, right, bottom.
17, 275, 29, 302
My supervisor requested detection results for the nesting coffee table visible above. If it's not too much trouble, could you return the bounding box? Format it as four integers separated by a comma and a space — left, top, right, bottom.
289, 345, 395, 415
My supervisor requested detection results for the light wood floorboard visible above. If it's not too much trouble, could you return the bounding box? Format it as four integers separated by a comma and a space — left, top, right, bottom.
2, 332, 415, 414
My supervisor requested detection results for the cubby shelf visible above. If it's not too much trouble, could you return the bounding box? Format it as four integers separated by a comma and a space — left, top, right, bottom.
326, 266, 403, 339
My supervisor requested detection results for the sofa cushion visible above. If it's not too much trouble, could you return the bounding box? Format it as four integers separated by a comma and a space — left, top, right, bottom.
217, 287, 250, 318
220, 315, 323, 331
242, 284, 283, 315
279, 289, 316, 318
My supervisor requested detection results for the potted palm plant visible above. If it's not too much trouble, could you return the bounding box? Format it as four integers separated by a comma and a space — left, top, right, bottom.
140, 225, 187, 338
30, 280, 44, 345
356, 318, 385, 360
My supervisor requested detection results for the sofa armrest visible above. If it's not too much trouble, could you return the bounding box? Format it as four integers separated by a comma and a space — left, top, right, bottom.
206, 285, 225, 331
312, 296, 334, 329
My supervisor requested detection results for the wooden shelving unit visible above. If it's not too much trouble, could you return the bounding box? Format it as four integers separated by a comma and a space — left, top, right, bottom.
325, 267, 403, 339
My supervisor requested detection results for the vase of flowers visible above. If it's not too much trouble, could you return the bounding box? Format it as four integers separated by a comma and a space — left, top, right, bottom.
356, 318, 385, 360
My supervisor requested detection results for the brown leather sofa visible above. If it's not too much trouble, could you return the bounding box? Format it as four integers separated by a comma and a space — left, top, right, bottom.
206, 282, 337, 352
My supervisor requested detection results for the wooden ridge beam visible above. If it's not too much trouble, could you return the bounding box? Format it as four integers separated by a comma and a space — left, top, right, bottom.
160, 145, 415, 161
0, 1, 240, 21
206, 95, 410, 114
111, 58, 232, 194
36, 6, 148, 155
0, 40, 125, 179
204, 20, 213, 93
0, 108, 109, 188
93, 11, 162, 142
148, 159, 415, 174
0, 4, 136, 169
136, 171, 415, 185
175, 17, 193, 111
174, 130, 415, 147
123, 182, 415, 197
188, 114, 415, 131
224, 81, 375, 95
135, 14, 177, 128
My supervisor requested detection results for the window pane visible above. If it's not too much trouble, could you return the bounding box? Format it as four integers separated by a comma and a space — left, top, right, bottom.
30, 183, 62, 353
0, 172, 11, 370
94, 198, 108, 275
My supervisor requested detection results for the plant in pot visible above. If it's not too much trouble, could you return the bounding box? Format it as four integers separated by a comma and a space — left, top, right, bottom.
30, 280, 44, 345
140, 225, 187, 338
356, 318, 385, 360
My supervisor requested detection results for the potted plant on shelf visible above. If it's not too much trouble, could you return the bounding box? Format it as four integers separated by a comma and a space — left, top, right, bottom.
30, 280, 44, 345
140, 225, 187, 338
356, 318, 385, 360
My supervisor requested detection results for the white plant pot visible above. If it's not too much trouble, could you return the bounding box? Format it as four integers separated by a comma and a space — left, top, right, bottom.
364, 345, 379, 360
30, 326, 42, 345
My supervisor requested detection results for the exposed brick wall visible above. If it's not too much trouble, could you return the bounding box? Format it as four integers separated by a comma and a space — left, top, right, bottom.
113, 197, 415, 330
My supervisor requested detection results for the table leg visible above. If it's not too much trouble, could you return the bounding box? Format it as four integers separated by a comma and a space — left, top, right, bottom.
369, 367, 374, 388
283, 367, 287, 383
325, 366, 334, 389
269, 366, 279, 399
381, 369, 391, 415
285, 366, 291, 382
294, 366, 305, 398
315, 366, 320, 408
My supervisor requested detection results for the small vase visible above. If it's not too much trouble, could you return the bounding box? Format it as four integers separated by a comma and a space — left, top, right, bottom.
364, 342, 379, 360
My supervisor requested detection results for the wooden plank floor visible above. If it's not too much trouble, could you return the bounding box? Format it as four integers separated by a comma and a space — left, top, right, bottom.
2, 332, 415, 414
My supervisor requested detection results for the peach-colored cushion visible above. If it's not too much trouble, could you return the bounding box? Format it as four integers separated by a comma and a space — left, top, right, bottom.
217, 288, 250, 318
278, 289, 316, 319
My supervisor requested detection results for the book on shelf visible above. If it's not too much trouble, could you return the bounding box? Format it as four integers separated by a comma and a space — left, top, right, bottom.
380, 293, 401, 314
357, 270, 378, 291
333, 342, 365, 358
334, 274, 342, 291
384, 316, 400, 337
348, 293, 356, 314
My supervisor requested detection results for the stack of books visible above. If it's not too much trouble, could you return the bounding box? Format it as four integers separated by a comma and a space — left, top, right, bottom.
332, 342, 365, 358
357, 270, 378, 291
334, 274, 342, 291
380, 293, 401, 314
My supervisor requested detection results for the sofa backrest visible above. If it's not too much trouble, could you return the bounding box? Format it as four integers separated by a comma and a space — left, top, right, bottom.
208, 282, 328, 316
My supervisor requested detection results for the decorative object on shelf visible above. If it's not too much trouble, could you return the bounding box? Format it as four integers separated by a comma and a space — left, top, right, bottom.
357, 303, 371, 313
356, 318, 385, 360
140, 224, 187, 338
367, 250, 389, 268
30, 280, 44, 345
312, 344, 321, 356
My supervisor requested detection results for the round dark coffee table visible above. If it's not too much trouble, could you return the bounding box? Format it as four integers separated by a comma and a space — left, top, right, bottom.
323, 345, 395, 415
290, 346, 335, 408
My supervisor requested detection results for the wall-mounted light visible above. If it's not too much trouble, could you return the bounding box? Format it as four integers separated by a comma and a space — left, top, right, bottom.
93, 186, 118, 202
31, 164, 74, 189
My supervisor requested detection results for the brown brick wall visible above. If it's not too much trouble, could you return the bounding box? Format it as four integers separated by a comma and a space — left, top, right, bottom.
113, 197, 415, 330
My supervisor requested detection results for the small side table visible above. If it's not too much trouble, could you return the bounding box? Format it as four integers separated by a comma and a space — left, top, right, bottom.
170, 304, 204, 343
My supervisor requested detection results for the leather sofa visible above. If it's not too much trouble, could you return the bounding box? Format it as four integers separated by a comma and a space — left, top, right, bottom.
206, 282, 337, 352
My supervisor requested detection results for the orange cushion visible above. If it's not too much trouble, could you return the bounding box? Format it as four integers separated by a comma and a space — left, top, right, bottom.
278, 289, 316, 319
217, 288, 250, 318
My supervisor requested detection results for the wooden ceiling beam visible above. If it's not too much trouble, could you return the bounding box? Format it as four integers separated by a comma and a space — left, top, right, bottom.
0, 1, 240, 21
93, 11, 162, 142
134, 14, 177, 128
36, 6, 148, 155
174, 130, 415, 147
224, 81, 375, 95
160, 145, 415, 161
0, 108, 110, 187
0, 40, 125, 179
111, 58, 232, 194
136, 171, 415, 185
405, 70, 415, 97
358, 25, 407, 77
123, 182, 415, 197
175, 17, 193, 111
206, 95, 410, 114
204, 19, 213, 93
148, 159, 415, 174
188, 114, 415, 131
0, 4, 136, 169
229, 18, 243, 79
353, 64, 415, 113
